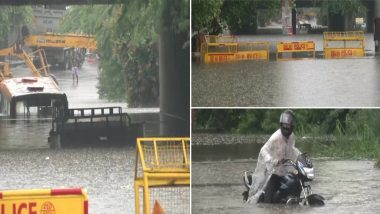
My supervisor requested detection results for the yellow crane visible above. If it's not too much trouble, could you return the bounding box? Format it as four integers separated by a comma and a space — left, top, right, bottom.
0, 43, 49, 80
24, 33, 97, 50
23, 33, 97, 69
0, 33, 97, 80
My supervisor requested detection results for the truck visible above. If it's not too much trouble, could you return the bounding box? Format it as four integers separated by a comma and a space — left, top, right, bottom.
29, 6, 96, 69
23, 33, 97, 70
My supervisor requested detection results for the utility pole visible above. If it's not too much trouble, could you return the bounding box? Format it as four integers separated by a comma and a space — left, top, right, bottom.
281, 0, 293, 35
374, 0, 380, 52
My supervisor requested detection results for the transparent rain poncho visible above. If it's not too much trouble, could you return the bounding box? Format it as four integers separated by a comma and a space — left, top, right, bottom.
248, 129, 301, 203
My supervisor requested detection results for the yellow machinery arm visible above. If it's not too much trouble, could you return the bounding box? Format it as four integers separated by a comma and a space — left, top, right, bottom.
0, 33, 96, 80
0, 44, 49, 78
24, 34, 97, 50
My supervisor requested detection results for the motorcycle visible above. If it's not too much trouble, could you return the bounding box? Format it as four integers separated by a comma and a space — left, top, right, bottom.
242, 153, 325, 206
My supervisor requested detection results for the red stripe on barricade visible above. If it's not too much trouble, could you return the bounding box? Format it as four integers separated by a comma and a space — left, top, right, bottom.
84, 200, 89, 214
0, 192, 2, 199
51, 188, 82, 196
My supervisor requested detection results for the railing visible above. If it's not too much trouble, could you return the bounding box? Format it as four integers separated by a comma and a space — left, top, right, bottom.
204, 35, 237, 43
323, 31, 364, 41
51, 106, 131, 133
276, 41, 316, 60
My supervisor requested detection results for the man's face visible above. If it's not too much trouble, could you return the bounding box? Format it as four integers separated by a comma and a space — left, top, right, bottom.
280, 123, 293, 138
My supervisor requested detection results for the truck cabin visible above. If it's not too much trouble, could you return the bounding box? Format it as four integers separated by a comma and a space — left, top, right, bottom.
0, 77, 68, 118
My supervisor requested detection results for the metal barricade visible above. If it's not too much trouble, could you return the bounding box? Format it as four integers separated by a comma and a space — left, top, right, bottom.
202, 42, 238, 63
235, 42, 270, 61
323, 31, 365, 58
204, 35, 237, 43
134, 137, 190, 214
276, 41, 316, 60
201, 35, 269, 63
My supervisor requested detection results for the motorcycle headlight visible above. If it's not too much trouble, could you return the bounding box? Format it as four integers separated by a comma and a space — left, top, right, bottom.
303, 167, 315, 180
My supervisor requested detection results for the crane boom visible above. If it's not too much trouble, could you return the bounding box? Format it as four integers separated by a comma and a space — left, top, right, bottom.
0, 44, 49, 78
24, 34, 97, 50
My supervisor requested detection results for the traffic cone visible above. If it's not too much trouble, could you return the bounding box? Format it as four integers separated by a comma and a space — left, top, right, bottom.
152, 200, 164, 214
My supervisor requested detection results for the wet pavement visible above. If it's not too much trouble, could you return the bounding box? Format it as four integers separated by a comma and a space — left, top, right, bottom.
192, 34, 380, 107
0, 148, 137, 214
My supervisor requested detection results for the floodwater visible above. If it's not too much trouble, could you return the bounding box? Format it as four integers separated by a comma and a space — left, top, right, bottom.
192, 134, 380, 214
192, 34, 380, 107
0, 61, 161, 213
192, 159, 380, 214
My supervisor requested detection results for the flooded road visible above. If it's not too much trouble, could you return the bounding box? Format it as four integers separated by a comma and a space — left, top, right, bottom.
192, 134, 380, 214
192, 159, 380, 214
192, 34, 380, 107
0, 62, 159, 213
0, 148, 136, 213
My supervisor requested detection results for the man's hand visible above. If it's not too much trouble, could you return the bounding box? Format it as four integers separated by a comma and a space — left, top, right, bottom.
275, 159, 287, 166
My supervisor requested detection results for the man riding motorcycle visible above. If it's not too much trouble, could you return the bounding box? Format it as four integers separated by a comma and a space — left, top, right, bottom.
245, 110, 301, 203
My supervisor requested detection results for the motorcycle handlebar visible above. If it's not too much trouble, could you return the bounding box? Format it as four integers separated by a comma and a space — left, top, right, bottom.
279, 159, 297, 167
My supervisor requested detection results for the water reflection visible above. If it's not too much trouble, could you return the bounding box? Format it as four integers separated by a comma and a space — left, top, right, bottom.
0, 117, 52, 150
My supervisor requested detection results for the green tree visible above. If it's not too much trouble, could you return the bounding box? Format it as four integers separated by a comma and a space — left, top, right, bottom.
192, 0, 224, 32
0, 6, 33, 46
59, 1, 189, 107
316, 0, 367, 30
221, 0, 280, 34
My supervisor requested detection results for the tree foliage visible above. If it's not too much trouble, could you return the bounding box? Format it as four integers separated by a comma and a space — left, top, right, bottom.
59, 1, 189, 107
192, 0, 280, 34
0, 6, 33, 45
221, 0, 281, 34
193, 109, 380, 137
317, 0, 366, 16
192, 0, 223, 33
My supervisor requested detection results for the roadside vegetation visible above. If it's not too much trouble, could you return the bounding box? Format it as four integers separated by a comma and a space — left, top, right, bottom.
59, 1, 189, 107
0, 6, 33, 48
194, 109, 380, 160
192, 0, 366, 35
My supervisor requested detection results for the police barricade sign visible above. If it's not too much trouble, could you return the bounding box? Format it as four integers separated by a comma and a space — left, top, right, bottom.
323, 31, 365, 59
203, 42, 269, 63
204, 53, 236, 63
0, 188, 88, 214
276, 41, 316, 60
324, 48, 364, 59
235, 51, 268, 60
235, 42, 269, 61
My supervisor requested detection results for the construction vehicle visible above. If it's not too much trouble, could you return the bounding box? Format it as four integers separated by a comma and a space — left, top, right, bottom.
0, 42, 49, 79
22, 32, 97, 69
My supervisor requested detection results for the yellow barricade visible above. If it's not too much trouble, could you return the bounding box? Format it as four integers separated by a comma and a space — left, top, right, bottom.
202, 42, 238, 63
204, 35, 237, 43
0, 188, 88, 214
202, 39, 269, 63
235, 42, 270, 61
276, 41, 316, 60
323, 31, 365, 59
134, 137, 190, 214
